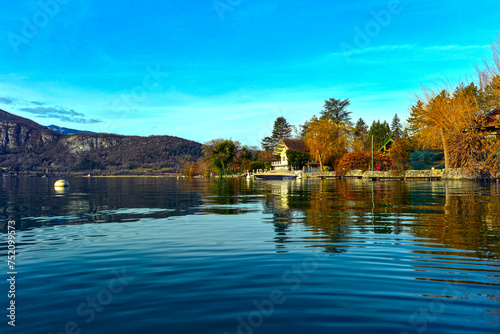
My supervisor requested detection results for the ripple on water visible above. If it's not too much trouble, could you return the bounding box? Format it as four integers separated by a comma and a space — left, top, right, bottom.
2, 178, 500, 333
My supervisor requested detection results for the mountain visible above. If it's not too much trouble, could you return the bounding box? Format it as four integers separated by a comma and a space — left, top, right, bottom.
0, 109, 202, 173
0, 108, 47, 130
47, 125, 95, 135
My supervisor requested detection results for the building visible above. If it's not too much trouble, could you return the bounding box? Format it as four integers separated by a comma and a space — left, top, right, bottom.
272, 139, 309, 170
464, 107, 500, 136
486, 107, 500, 126
378, 138, 395, 154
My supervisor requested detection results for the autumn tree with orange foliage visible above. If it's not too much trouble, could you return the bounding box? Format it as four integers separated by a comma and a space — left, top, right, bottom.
408, 83, 479, 169
304, 117, 350, 171
477, 37, 500, 176
408, 37, 500, 175
337, 151, 393, 173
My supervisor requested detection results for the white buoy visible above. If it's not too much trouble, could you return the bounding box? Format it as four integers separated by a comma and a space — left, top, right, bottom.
54, 179, 69, 188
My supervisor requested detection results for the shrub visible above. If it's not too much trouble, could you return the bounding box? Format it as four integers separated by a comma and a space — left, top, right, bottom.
286, 149, 311, 169
249, 161, 265, 172
337, 151, 393, 172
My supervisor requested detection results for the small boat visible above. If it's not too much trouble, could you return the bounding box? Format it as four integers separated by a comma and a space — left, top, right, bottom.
254, 173, 297, 181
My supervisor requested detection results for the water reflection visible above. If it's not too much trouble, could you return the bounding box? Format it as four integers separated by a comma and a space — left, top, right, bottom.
411, 181, 500, 259
0, 177, 203, 232
1, 177, 500, 258
54, 186, 70, 197
1, 176, 499, 332
255, 179, 500, 259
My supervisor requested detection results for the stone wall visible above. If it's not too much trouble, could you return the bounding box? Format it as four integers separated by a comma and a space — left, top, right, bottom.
344, 170, 401, 178
303, 171, 336, 178
404, 169, 443, 178
441, 168, 496, 180
305, 168, 499, 180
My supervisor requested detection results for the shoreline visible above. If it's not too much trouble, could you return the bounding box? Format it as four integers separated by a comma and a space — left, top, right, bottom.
2, 168, 500, 182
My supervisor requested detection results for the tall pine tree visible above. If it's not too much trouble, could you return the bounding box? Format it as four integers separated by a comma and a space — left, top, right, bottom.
391, 114, 403, 138
366, 120, 392, 150
261, 117, 292, 151
354, 118, 368, 138
320, 98, 352, 125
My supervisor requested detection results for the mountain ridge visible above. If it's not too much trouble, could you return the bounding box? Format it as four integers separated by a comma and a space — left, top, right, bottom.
47, 125, 95, 135
0, 109, 202, 173
0, 108, 48, 130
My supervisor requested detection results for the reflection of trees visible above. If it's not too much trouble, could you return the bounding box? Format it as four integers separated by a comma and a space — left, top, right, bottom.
4, 177, 500, 260
303, 181, 349, 254
258, 179, 500, 258
0, 177, 204, 232
200, 178, 261, 215
201, 178, 241, 215
334, 179, 414, 235
411, 181, 500, 259
260, 180, 354, 253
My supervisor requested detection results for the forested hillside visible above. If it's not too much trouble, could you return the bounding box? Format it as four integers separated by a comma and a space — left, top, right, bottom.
0, 109, 202, 174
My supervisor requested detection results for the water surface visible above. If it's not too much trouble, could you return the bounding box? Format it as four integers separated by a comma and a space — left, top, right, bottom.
1, 177, 499, 333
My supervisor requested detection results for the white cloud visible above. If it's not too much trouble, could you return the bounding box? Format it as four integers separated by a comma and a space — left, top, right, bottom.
327, 43, 491, 63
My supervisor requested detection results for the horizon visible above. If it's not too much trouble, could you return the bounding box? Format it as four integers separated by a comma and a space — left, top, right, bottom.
1, 0, 499, 147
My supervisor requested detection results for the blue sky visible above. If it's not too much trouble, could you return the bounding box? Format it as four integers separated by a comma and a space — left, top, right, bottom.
0, 0, 499, 146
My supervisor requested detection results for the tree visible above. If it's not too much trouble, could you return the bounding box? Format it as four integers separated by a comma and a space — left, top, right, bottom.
286, 149, 311, 169
408, 84, 478, 169
236, 145, 253, 172
337, 151, 393, 172
304, 117, 350, 171
260, 136, 275, 152
475, 38, 500, 175
391, 114, 403, 138
389, 137, 413, 171
300, 119, 311, 138
366, 120, 391, 151
354, 118, 368, 138
320, 98, 352, 125
478, 75, 500, 115
353, 118, 369, 151
477, 37, 500, 111
261, 117, 292, 151
202, 139, 237, 175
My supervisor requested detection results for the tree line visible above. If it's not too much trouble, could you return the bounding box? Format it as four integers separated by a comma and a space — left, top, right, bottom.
189, 38, 500, 177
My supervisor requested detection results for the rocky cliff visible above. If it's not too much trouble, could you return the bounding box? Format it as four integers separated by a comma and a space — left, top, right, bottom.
0, 109, 202, 173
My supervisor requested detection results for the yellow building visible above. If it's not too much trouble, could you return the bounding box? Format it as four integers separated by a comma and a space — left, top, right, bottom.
272, 139, 309, 170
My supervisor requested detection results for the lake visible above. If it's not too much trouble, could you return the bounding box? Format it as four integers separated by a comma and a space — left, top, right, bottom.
1, 176, 499, 334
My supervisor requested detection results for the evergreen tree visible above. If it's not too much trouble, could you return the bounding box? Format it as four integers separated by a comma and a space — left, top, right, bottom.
261, 136, 275, 152
366, 120, 392, 150
320, 98, 352, 125
261, 117, 292, 151
478, 75, 500, 114
272, 116, 292, 139
390, 114, 403, 138
354, 118, 368, 138
352, 118, 369, 151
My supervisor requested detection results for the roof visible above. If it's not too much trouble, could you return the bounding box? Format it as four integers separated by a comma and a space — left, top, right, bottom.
486, 107, 500, 126
471, 124, 500, 135
378, 138, 395, 152
464, 107, 500, 133
282, 139, 308, 151
273, 139, 309, 155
